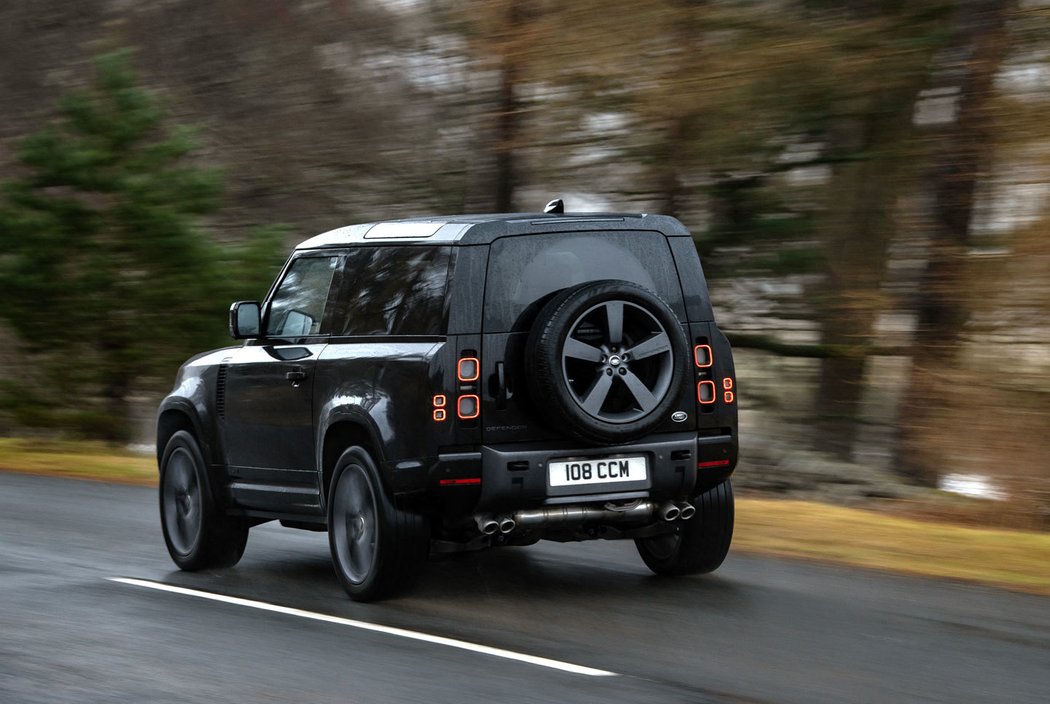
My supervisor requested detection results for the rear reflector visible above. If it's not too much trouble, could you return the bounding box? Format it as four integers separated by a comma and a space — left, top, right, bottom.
697, 380, 716, 404
698, 459, 730, 468
439, 477, 481, 486
457, 394, 480, 419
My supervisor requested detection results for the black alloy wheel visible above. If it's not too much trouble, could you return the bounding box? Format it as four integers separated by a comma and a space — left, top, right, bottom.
159, 430, 249, 571
161, 445, 202, 557
327, 447, 430, 601
561, 299, 675, 423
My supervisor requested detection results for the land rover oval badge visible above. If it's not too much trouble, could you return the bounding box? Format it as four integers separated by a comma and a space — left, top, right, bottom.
671, 411, 688, 422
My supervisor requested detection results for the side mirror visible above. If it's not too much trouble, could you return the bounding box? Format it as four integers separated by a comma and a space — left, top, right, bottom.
229, 301, 261, 339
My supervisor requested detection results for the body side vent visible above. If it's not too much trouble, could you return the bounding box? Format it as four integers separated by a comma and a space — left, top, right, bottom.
216, 363, 229, 420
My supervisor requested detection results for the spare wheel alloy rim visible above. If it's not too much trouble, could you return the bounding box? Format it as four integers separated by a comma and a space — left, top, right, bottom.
560, 299, 675, 423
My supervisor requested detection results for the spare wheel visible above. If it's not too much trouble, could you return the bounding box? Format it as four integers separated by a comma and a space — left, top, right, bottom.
525, 280, 688, 444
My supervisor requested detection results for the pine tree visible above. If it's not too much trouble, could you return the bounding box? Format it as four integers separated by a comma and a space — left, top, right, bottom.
0, 50, 278, 440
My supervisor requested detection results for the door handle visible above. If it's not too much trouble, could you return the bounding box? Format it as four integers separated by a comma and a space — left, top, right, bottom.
495, 361, 508, 410
286, 368, 307, 383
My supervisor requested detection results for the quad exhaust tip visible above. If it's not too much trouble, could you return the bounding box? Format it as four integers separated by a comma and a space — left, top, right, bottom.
677, 502, 696, 520
658, 501, 680, 522
498, 516, 517, 534
475, 514, 499, 535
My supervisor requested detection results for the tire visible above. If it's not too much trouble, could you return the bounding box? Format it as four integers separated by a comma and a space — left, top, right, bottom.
525, 280, 689, 444
327, 447, 430, 602
636, 480, 734, 576
159, 430, 249, 571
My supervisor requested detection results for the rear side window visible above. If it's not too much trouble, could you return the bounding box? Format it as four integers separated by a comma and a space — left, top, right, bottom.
335, 245, 451, 336
484, 232, 685, 332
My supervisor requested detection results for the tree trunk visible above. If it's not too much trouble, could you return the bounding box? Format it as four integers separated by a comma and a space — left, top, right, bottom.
494, 54, 518, 212
895, 0, 1010, 483
813, 84, 924, 460
493, 0, 523, 213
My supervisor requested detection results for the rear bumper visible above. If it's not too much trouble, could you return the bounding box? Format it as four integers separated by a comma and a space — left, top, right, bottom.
428, 430, 736, 513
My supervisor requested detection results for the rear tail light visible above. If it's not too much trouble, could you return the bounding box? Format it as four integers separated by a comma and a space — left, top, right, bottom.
693, 345, 713, 368
457, 357, 480, 382
722, 378, 733, 390
457, 394, 480, 419
432, 395, 447, 422
724, 391, 735, 404
697, 381, 716, 404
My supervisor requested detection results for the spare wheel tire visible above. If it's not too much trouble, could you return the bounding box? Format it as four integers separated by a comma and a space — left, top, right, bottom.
525, 280, 689, 444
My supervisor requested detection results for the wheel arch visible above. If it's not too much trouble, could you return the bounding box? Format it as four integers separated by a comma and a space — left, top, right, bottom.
156, 400, 213, 468
319, 415, 385, 511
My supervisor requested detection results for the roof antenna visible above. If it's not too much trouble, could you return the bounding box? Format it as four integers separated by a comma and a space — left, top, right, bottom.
543, 198, 564, 214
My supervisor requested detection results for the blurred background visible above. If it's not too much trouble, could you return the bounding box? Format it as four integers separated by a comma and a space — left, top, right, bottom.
0, 0, 1047, 525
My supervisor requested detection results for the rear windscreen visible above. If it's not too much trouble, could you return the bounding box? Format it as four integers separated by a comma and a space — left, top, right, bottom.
483, 231, 685, 332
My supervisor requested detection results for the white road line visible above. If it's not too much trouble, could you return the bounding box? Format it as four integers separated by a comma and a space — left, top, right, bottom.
109, 577, 617, 678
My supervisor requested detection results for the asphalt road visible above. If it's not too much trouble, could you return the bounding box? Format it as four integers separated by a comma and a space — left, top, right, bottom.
1, 473, 1048, 704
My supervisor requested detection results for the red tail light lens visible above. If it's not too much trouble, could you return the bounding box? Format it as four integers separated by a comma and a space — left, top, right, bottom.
694, 345, 713, 368
432, 408, 447, 422
724, 391, 735, 404
457, 357, 480, 382
722, 378, 733, 390
697, 381, 716, 404
457, 394, 480, 419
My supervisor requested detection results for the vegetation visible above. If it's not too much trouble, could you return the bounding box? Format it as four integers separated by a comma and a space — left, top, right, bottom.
0, 51, 282, 440
0, 2, 1047, 520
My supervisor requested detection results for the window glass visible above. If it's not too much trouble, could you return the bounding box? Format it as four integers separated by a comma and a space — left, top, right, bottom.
484, 232, 684, 332
265, 255, 339, 337
337, 246, 451, 336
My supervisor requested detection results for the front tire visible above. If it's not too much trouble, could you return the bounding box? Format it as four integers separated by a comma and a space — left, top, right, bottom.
327, 447, 429, 601
636, 480, 734, 576
159, 430, 249, 571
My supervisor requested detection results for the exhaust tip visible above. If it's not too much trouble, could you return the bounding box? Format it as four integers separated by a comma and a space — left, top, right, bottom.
658, 502, 680, 522
475, 514, 499, 535
498, 516, 516, 534
678, 502, 696, 520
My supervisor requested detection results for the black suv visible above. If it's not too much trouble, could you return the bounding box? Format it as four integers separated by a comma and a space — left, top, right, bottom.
157, 209, 738, 600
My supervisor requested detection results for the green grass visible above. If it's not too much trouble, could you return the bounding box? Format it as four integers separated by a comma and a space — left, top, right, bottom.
2, 438, 1049, 596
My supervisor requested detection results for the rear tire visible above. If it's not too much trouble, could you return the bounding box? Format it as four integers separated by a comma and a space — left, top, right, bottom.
159, 430, 249, 571
327, 447, 430, 601
636, 480, 734, 576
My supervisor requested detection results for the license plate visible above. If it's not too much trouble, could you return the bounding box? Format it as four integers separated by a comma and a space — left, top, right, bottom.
548, 455, 647, 488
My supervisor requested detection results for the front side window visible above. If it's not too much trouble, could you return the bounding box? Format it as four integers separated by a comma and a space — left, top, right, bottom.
336, 246, 451, 336
266, 255, 340, 338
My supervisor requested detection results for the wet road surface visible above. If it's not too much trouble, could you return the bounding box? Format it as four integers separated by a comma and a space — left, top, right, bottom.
2, 473, 1048, 703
